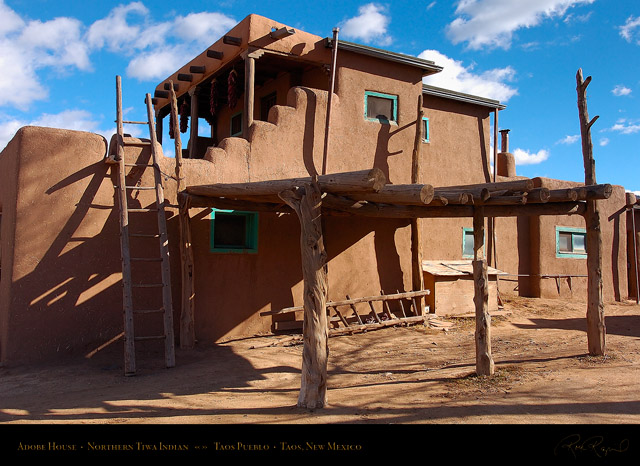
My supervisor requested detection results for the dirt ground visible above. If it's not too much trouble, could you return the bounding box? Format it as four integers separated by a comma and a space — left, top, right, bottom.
1, 296, 639, 458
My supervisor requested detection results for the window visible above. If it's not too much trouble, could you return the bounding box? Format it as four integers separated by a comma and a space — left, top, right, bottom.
556, 227, 587, 258
230, 112, 242, 136
422, 117, 430, 143
260, 92, 277, 121
462, 227, 474, 258
365, 91, 397, 124
210, 209, 258, 253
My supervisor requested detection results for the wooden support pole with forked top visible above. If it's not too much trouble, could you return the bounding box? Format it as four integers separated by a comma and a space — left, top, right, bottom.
473, 205, 494, 376
279, 182, 329, 409
576, 68, 606, 356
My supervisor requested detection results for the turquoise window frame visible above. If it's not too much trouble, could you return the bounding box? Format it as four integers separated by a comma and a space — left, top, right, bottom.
422, 117, 430, 143
210, 209, 258, 254
364, 91, 398, 124
230, 111, 243, 137
462, 227, 474, 258
556, 226, 587, 258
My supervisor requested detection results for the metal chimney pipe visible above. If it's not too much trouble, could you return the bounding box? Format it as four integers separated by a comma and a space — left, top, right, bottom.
500, 129, 510, 153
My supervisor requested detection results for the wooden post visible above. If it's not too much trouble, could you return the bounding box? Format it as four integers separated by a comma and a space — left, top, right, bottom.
473, 206, 494, 376
243, 51, 255, 139
279, 182, 329, 409
178, 193, 196, 348
169, 80, 183, 192
411, 94, 425, 315
188, 88, 199, 159
576, 68, 605, 356
322, 27, 339, 175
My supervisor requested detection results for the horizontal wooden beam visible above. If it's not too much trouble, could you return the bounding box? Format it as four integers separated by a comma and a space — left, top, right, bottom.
154, 90, 169, 98
189, 65, 206, 74
322, 194, 586, 218
439, 179, 535, 193
177, 73, 193, 82
343, 184, 434, 205
186, 169, 386, 199
183, 193, 292, 212
206, 49, 224, 60
164, 82, 179, 91
223, 35, 242, 46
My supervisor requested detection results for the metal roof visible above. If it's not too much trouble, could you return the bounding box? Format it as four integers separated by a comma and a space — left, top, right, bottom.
423, 84, 506, 110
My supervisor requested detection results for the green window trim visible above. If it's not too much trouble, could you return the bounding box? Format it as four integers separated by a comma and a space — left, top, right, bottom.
422, 117, 430, 143
210, 208, 258, 254
364, 91, 398, 124
462, 227, 486, 258
556, 226, 587, 258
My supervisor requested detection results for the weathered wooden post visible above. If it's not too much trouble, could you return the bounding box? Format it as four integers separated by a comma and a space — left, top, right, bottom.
473, 205, 494, 375
279, 182, 329, 408
168, 80, 183, 191
576, 68, 606, 356
178, 192, 196, 349
411, 94, 425, 315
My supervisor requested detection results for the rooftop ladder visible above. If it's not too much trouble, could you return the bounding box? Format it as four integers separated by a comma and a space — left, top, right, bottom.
114, 75, 175, 376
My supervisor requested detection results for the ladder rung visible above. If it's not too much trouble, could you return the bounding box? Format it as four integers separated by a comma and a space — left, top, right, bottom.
132, 283, 164, 288
128, 208, 158, 212
130, 233, 161, 238
134, 309, 165, 314
131, 257, 163, 262
125, 163, 155, 167
118, 120, 149, 125
126, 186, 156, 190
134, 335, 166, 341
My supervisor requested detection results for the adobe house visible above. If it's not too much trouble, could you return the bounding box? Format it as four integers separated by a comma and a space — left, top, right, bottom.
0, 14, 634, 400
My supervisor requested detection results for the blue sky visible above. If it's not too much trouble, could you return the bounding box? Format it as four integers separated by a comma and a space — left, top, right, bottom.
1, 0, 639, 192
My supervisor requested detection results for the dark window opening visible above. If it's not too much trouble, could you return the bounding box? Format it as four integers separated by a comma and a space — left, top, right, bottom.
260, 92, 277, 121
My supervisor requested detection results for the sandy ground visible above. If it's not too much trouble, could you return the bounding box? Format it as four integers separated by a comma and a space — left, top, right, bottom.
1, 296, 639, 458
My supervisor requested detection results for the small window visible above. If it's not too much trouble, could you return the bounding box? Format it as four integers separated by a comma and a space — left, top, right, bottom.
210, 209, 258, 253
556, 227, 587, 258
422, 117, 430, 143
365, 91, 397, 124
230, 112, 242, 136
260, 92, 277, 121
462, 228, 474, 258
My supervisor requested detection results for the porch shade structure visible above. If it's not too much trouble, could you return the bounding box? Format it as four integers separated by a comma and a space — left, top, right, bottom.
178, 168, 612, 408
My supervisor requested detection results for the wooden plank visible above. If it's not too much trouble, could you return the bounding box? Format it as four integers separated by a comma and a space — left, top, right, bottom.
344, 184, 434, 205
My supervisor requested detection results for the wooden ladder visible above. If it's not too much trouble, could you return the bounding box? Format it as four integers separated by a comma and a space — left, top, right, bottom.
114, 75, 175, 376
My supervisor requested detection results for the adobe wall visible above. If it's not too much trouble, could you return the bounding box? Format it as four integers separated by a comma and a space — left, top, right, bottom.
0, 127, 124, 365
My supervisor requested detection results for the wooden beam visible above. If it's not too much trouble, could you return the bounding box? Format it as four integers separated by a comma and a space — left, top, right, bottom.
321, 194, 586, 218
177, 73, 193, 82
178, 193, 196, 349
185, 193, 292, 212
223, 35, 242, 46
344, 184, 434, 205
577, 68, 605, 356
206, 49, 224, 60
188, 88, 199, 159
573, 183, 612, 200
473, 206, 494, 376
168, 80, 183, 192
279, 183, 329, 409
190, 65, 206, 74
186, 168, 386, 198
411, 94, 425, 316
439, 179, 535, 193
243, 52, 255, 138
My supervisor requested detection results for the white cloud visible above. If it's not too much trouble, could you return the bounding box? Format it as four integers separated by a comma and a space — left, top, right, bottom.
0, 109, 116, 150
609, 121, 640, 134
173, 12, 237, 45
513, 148, 549, 165
427, 2, 437, 10
86, 2, 149, 52
599, 138, 609, 146
419, 49, 518, 102
620, 15, 640, 44
126, 46, 187, 81
612, 85, 632, 96
446, 0, 595, 50
557, 134, 579, 144
340, 3, 392, 46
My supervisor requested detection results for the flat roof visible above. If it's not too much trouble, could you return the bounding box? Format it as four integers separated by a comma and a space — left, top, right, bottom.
423, 84, 506, 110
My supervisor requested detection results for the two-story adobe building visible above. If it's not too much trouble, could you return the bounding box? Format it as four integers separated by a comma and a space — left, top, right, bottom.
0, 14, 635, 367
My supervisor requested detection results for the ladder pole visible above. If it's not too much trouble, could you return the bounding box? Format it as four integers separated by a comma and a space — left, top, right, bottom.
116, 75, 136, 376
145, 93, 176, 368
